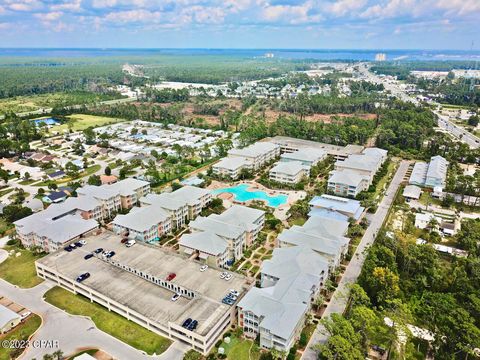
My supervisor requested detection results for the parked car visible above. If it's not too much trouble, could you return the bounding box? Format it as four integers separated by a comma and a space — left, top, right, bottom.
76, 272, 90, 283
200, 265, 208, 272
79, 240, 87, 245
121, 238, 128, 244
166, 273, 176, 281
182, 318, 192, 328
64, 246, 73, 252
20, 312, 31, 320
229, 289, 239, 297
220, 272, 227, 279
69, 243, 76, 249
187, 320, 198, 331
84, 253, 94, 260
222, 298, 235, 305
94, 248, 103, 254
126, 240, 136, 248
226, 293, 237, 301
74, 242, 83, 248
171, 293, 181, 302
224, 273, 232, 281
106, 251, 116, 258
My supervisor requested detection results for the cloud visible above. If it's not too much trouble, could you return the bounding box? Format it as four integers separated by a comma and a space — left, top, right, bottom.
34, 11, 63, 21
328, 0, 367, 16
50, 0, 83, 12
4, 0, 43, 12
261, 1, 321, 24
104, 9, 163, 23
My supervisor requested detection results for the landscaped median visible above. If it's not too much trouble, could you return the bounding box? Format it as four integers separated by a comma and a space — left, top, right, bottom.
0, 245, 44, 288
44, 286, 172, 355
0, 314, 42, 360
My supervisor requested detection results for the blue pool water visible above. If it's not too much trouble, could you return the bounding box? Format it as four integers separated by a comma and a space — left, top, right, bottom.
33, 118, 58, 126
212, 184, 288, 208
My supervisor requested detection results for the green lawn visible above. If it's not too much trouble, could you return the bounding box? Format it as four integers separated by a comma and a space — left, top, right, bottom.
0, 188, 14, 197
0, 246, 44, 288
44, 287, 171, 355
50, 114, 126, 133
219, 336, 259, 360
0, 314, 42, 360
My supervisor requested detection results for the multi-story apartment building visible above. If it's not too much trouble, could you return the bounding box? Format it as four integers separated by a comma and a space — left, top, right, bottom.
112, 206, 172, 242
213, 142, 280, 179
227, 142, 280, 171
139, 185, 211, 228
269, 161, 310, 184
279, 147, 326, 167
179, 205, 265, 268
327, 169, 370, 197
328, 147, 387, 197
238, 246, 329, 352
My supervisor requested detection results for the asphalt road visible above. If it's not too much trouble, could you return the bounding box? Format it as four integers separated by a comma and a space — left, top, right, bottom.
301, 160, 411, 360
435, 112, 480, 149
0, 279, 187, 360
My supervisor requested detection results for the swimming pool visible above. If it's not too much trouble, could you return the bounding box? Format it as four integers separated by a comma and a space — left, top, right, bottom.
212, 184, 288, 207
33, 118, 59, 126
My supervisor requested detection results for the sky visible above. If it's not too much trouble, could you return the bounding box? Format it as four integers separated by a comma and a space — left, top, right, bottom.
0, 0, 479, 50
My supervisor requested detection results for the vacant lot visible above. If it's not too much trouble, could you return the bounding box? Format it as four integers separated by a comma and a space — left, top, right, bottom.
0, 92, 123, 115
0, 314, 42, 360
45, 286, 172, 355
51, 114, 126, 133
0, 246, 44, 288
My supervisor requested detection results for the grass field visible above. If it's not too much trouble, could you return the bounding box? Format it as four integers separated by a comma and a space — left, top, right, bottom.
218, 335, 260, 360
51, 114, 126, 133
0, 246, 44, 288
0, 92, 123, 115
44, 286, 171, 355
0, 314, 42, 360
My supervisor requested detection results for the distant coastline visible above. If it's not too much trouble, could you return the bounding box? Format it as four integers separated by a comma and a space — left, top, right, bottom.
0, 48, 479, 61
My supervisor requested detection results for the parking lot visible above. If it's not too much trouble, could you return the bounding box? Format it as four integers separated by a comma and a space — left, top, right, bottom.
36, 231, 250, 340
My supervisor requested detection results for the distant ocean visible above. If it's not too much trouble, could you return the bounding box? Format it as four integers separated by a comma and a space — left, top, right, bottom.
0, 48, 479, 61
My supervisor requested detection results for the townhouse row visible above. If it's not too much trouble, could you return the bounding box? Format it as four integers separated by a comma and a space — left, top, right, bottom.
237, 194, 364, 352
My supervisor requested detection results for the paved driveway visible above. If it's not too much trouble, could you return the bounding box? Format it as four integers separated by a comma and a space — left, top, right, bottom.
301, 160, 411, 360
0, 280, 187, 360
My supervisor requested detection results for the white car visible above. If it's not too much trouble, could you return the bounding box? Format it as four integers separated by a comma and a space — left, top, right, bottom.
230, 289, 239, 297
21, 311, 31, 320
79, 240, 87, 245
126, 240, 136, 248
220, 272, 227, 279
224, 273, 232, 281
171, 293, 181, 302
200, 265, 208, 272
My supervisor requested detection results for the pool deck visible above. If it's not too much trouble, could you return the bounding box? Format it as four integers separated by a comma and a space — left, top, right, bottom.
208, 180, 306, 216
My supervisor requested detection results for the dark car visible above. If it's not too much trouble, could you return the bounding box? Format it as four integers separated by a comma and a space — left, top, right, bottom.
121, 238, 129, 244
84, 253, 94, 260
166, 273, 176, 281
187, 320, 198, 331
106, 251, 116, 258
76, 272, 90, 283
94, 248, 103, 254
64, 246, 73, 252
74, 242, 83, 248
182, 318, 192, 328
